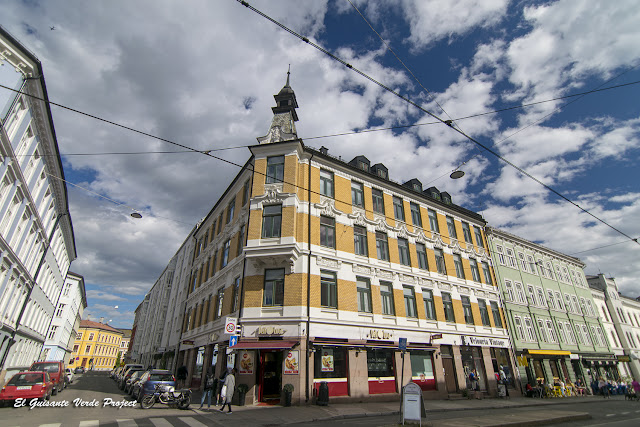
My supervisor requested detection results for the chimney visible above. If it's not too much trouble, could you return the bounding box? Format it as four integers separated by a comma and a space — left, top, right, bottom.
99, 317, 105, 324
320, 146, 328, 155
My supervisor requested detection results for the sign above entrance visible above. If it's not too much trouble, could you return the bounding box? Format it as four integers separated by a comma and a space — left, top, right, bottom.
463, 336, 508, 347
257, 325, 285, 335
225, 317, 238, 334
367, 329, 393, 340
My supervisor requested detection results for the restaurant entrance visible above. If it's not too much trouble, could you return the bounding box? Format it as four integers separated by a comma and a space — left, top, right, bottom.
441, 345, 458, 393
259, 350, 283, 402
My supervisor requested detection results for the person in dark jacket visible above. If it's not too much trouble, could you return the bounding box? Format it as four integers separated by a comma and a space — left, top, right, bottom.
177, 365, 188, 389
199, 368, 216, 410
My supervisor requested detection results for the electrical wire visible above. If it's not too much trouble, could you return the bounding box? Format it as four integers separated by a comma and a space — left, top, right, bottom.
570, 238, 640, 256
235, 0, 640, 247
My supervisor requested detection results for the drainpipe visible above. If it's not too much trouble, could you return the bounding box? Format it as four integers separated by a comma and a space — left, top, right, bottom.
1, 212, 67, 367
305, 152, 313, 402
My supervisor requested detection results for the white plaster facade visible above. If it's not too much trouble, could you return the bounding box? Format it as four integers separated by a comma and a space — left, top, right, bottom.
0, 26, 76, 384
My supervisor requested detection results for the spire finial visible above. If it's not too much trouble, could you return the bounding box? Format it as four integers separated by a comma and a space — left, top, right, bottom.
286, 64, 291, 87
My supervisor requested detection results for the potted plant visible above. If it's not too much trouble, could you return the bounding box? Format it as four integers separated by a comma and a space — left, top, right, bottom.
237, 384, 249, 406
283, 383, 294, 407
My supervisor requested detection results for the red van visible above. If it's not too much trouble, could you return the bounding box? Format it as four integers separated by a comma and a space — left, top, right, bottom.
30, 361, 65, 395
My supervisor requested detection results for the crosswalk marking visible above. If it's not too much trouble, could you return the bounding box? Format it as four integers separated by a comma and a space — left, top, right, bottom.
149, 418, 173, 427
178, 417, 209, 427
39, 424, 61, 427
116, 420, 137, 427
79, 422, 100, 427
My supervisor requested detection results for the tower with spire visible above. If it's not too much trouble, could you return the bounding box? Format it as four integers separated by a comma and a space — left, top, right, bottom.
257, 68, 299, 144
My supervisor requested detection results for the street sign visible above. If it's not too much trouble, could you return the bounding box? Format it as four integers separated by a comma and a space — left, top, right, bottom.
399, 337, 407, 351
229, 335, 239, 348
224, 317, 237, 334
430, 333, 443, 340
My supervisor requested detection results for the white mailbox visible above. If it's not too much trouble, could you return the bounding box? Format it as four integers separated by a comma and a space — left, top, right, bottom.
402, 382, 423, 425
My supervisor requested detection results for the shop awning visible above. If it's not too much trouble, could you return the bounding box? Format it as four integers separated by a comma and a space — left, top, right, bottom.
231, 340, 298, 350
527, 349, 571, 356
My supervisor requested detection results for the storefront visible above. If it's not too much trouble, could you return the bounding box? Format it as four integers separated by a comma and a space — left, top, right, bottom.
581, 354, 620, 382
313, 345, 349, 396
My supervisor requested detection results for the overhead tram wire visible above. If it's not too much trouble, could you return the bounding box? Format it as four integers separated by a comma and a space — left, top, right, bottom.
570, 238, 640, 256
436, 64, 640, 186
235, 0, 640, 247
4, 79, 638, 158
1, 52, 637, 246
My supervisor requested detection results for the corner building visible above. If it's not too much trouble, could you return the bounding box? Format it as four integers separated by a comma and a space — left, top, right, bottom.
177, 75, 517, 405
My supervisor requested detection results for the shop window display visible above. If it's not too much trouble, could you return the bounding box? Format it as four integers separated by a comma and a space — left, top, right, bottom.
314, 347, 348, 396
410, 352, 436, 391
367, 349, 396, 394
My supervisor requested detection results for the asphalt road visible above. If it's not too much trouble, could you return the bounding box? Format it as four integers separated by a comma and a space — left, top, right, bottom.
1, 370, 199, 427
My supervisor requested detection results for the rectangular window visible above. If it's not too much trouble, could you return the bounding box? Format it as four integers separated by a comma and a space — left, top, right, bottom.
262, 205, 282, 238
546, 320, 558, 343
403, 286, 417, 318
536, 287, 546, 307
495, 245, 506, 265
422, 289, 436, 320
353, 226, 368, 256
393, 196, 405, 221
356, 277, 372, 313
469, 259, 481, 282
524, 317, 535, 341
555, 291, 565, 310
546, 290, 556, 309
226, 197, 236, 224
410, 203, 422, 227
351, 181, 364, 207
527, 255, 537, 274
55, 304, 65, 317
564, 294, 573, 313
518, 252, 528, 272
320, 169, 334, 197
514, 317, 524, 340
380, 281, 395, 315
266, 155, 284, 184
320, 270, 337, 309
237, 225, 245, 255
481, 262, 493, 285
474, 226, 484, 248
222, 239, 230, 267
461, 296, 474, 324
263, 268, 285, 306
232, 277, 240, 312
527, 285, 537, 305
367, 348, 395, 378
453, 254, 465, 279
416, 243, 428, 270
320, 216, 335, 248
504, 279, 515, 301
514, 282, 526, 303
478, 299, 491, 326
48, 326, 57, 340
398, 238, 410, 266
505, 248, 517, 268
434, 248, 446, 274
461, 222, 472, 243
242, 180, 251, 206
446, 216, 457, 239
572, 295, 581, 314
537, 319, 548, 342
442, 292, 455, 322
215, 288, 224, 319
491, 301, 503, 327
372, 189, 385, 214
376, 231, 389, 261
428, 209, 440, 233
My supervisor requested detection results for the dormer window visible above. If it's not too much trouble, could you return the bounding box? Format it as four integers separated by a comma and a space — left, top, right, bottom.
413, 183, 420, 191
377, 169, 386, 178
432, 191, 441, 200
358, 161, 368, 171
279, 100, 289, 107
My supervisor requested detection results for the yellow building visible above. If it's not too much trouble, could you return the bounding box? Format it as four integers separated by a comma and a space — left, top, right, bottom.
69, 320, 124, 371
172, 74, 518, 404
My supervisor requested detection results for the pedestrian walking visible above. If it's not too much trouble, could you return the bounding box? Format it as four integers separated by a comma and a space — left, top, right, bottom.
219, 368, 236, 414
216, 369, 228, 405
598, 377, 609, 398
177, 365, 188, 389
199, 368, 216, 410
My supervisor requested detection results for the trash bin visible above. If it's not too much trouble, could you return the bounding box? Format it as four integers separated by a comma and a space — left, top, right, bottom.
317, 381, 329, 406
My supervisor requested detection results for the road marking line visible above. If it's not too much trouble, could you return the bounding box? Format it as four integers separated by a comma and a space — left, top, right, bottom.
178, 417, 209, 427
116, 420, 137, 427
39, 425, 61, 427
150, 419, 172, 427
606, 414, 616, 417
622, 412, 630, 415
79, 422, 100, 427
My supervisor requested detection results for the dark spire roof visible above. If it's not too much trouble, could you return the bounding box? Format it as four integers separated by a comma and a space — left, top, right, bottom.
272, 66, 299, 121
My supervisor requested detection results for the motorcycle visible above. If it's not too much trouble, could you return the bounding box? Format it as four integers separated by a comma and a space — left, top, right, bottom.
140, 383, 191, 410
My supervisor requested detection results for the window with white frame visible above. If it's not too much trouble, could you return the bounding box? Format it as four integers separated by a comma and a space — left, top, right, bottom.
557, 320, 567, 343
380, 281, 395, 315
446, 216, 457, 239
474, 226, 484, 248
55, 304, 65, 317
564, 294, 573, 313
518, 252, 528, 272
356, 277, 372, 313
545, 261, 554, 279
524, 317, 536, 341
491, 301, 503, 327
481, 262, 493, 285
495, 245, 506, 265
527, 255, 537, 274
581, 325, 592, 345
453, 254, 465, 279
537, 319, 548, 342
469, 258, 481, 282
538, 259, 547, 278
398, 238, 411, 266
574, 324, 584, 344
428, 209, 439, 234
504, 279, 515, 301
555, 291, 565, 310
590, 325, 600, 346
514, 316, 524, 340
527, 285, 537, 306
565, 322, 576, 344
48, 326, 58, 340
546, 320, 558, 343
461, 222, 472, 244
514, 282, 526, 304
571, 295, 581, 314
410, 203, 422, 227
320, 170, 334, 197
416, 243, 428, 270
562, 267, 571, 283
351, 181, 364, 208
505, 248, 517, 268
547, 290, 556, 309
353, 225, 368, 257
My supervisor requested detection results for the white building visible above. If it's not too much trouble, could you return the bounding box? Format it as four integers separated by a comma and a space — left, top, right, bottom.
0, 26, 77, 383
588, 274, 640, 380
41, 272, 87, 364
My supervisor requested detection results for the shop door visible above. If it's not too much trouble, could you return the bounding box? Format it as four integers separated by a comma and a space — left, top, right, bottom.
81, 358, 87, 368
442, 357, 457, 393
259, 350, 283, 401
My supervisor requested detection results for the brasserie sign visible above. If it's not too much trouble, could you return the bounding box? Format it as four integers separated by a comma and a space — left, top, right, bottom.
467, 336, 507, 347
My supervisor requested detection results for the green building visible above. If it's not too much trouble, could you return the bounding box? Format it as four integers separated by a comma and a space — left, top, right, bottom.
486, 228, 615, 388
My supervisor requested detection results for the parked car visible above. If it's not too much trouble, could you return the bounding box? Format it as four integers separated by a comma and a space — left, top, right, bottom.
118, 364, 143, 384
133, 370, 175, 403
65, 368, 74, 384
124, 370, 144, 394
74, 366, 86, 374
119, 367, 144, 390
0, 371, 54, 406
30, 361, 64, 395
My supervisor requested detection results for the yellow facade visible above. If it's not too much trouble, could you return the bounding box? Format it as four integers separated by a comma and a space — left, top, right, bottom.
70, 320, 124, 371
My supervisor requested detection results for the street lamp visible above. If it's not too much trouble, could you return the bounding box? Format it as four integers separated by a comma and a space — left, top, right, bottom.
450, 170, 465, 179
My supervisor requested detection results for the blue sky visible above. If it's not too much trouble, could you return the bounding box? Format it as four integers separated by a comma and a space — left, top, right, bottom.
1, 0, 639, 328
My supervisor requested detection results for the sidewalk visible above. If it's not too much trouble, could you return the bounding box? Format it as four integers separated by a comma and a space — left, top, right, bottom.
189, 389, 606, 426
